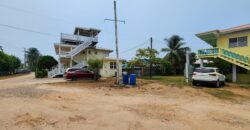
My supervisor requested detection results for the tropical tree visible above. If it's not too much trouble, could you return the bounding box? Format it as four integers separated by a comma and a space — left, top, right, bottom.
161, 35, 190, 75
88, 59, 103, 81
0, 51, 21, 75
8, 55, 21, 73
26, 48, 40, 71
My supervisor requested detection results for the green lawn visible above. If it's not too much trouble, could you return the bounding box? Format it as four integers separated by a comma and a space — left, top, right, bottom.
143, 76, 187, 86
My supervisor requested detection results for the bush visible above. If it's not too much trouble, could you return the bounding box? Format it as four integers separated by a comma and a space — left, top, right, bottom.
37, 56, 58, 70
35, 69, 48, 78
88, 59, 103, 81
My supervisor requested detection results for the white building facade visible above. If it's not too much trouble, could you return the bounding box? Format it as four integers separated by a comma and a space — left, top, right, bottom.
48, 27, 123, 78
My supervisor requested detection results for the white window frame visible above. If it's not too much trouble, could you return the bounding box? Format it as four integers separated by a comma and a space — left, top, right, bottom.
110, 62, 117, 69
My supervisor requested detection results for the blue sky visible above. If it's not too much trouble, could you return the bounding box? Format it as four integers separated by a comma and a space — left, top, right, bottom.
0, 0, 250, 61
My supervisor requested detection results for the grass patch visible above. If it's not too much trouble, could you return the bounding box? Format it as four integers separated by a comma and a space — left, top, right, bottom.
143, 76, 187, 87
205, 89, 240, 101
226, 74, 250, 84
0, 74, 28, 80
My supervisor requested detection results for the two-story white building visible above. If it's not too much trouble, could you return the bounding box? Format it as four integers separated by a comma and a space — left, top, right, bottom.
48, 27, 124, 78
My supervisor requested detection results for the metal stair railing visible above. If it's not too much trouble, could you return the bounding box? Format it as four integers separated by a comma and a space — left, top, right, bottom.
198, 47, 250, 70
68, 37, 97, 58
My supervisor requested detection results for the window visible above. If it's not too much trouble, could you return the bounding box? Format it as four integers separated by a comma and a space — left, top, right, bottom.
194, 68, 215, 73
95, 51, 98, 55
229, 36, 248, 48
238, 36, 248, 47
88, 51, 91, 54
110, 62, 117, 69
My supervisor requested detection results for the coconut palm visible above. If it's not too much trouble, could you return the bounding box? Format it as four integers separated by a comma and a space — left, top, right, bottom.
26, 48, 40, 71
161, 35, 189, 75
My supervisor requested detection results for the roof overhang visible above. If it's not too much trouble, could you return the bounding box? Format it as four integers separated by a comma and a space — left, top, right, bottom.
196, 24, 250, 47
74, 27, 101, 37
196, 30, 220, 47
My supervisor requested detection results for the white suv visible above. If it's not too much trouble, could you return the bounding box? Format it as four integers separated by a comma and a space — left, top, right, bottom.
192, 67, 226, 87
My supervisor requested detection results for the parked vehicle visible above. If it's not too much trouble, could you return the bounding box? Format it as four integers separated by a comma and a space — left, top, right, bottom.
64, 68, 94, 80
192, 67, 226, 87
16, 69, 31, 74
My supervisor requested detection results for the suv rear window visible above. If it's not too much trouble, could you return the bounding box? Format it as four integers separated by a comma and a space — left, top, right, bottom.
67, 68, 81, 72
194, 68, 215, 73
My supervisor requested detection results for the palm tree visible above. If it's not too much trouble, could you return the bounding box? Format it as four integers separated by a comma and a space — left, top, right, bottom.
161, 35, 189, 75
26, 48, 40, 71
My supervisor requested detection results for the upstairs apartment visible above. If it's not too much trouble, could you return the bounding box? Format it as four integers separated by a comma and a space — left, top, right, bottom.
48, 27, 124, 78
196, 24, 250, 82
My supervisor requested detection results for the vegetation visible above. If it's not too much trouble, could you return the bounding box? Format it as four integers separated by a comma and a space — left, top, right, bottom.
161, 35, 190, 75
143, 76, 186, 86
34, 55, 58, 78
35, 69, 48, 78
204, 89, 241, 101
88, 59, 103, 81
26, 48, 40, 71
0, 51, 21, 75
37, 56, 58, 70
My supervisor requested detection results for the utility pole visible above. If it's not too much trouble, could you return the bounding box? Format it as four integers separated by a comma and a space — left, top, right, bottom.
105, 0, 125, 84
150, 37, 153, 79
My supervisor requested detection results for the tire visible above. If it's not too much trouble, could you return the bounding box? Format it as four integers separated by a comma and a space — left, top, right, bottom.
72, 76, 77, 81
215, 80, 221, 88
192, 80, 197, 86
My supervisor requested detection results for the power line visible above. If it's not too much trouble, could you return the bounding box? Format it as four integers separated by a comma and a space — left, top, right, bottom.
119, 39, 150, 54
0, 23, 59, 37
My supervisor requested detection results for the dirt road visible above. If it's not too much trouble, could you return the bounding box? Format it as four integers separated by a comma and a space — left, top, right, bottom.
0, 74, 250, 130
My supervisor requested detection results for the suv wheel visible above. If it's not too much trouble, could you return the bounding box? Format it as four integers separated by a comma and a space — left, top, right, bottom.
216, 80, 221, 88
192, 80, 197, 86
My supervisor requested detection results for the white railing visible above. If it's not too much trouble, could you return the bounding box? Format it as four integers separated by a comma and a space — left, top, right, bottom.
48, 64, 65, 78
68, 38, 95, 57
61, 33, 98, 43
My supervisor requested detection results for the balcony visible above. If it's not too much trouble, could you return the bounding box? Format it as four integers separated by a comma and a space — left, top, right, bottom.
61, 33, 98, 44
198, 47, 249, 66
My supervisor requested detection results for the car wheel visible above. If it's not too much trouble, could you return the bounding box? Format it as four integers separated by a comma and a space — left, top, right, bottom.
216, 80, 221, 88
72, 76, 77, 81
192, 80, 197, 86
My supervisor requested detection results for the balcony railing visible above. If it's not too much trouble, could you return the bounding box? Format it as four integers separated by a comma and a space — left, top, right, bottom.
61, 33, 98, 43
198, 47, 249, 66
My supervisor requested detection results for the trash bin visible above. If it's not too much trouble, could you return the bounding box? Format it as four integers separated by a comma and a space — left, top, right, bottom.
129, 74, 136, 86
122, 72, 129, 85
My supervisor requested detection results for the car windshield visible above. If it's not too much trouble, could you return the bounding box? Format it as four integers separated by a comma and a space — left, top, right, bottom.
194, 68, 215, 73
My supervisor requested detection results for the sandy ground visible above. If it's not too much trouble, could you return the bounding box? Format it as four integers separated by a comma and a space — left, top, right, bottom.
0, 74, 250, 130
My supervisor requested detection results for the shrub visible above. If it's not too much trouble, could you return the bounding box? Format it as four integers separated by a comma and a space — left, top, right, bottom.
35, 69, 48, 78
87, 59, 103, 81
37, 56, 58, 70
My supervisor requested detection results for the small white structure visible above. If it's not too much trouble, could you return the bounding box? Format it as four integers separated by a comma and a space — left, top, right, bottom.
48, 27, 124, 78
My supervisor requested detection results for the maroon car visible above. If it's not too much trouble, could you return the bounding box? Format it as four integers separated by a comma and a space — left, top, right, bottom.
64, 68, 94, 80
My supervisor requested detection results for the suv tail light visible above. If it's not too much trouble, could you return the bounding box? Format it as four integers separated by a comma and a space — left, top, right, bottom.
209, 74, 217, 76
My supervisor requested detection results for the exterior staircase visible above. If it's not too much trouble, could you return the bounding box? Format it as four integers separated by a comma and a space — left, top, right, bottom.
67, 37, 97, 58
48, 36, 97, 78
48, 64, 65, 78
198, 47, 250, 70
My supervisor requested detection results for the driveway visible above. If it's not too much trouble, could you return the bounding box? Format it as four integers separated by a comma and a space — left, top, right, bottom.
0, 74, 250, 130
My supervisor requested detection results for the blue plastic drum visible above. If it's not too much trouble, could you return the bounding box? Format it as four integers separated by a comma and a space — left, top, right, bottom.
129, 74, 136, 86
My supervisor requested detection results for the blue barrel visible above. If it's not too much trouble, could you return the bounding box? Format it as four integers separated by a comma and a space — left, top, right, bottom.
122, 74, 129, 85
130, 74, 136, 86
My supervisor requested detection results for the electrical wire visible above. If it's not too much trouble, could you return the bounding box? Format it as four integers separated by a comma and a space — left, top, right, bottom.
119, 39, 150, 54
0, 23, 59, 37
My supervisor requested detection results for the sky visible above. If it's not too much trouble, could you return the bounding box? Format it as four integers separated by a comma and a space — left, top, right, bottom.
0, 0, 250, 62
